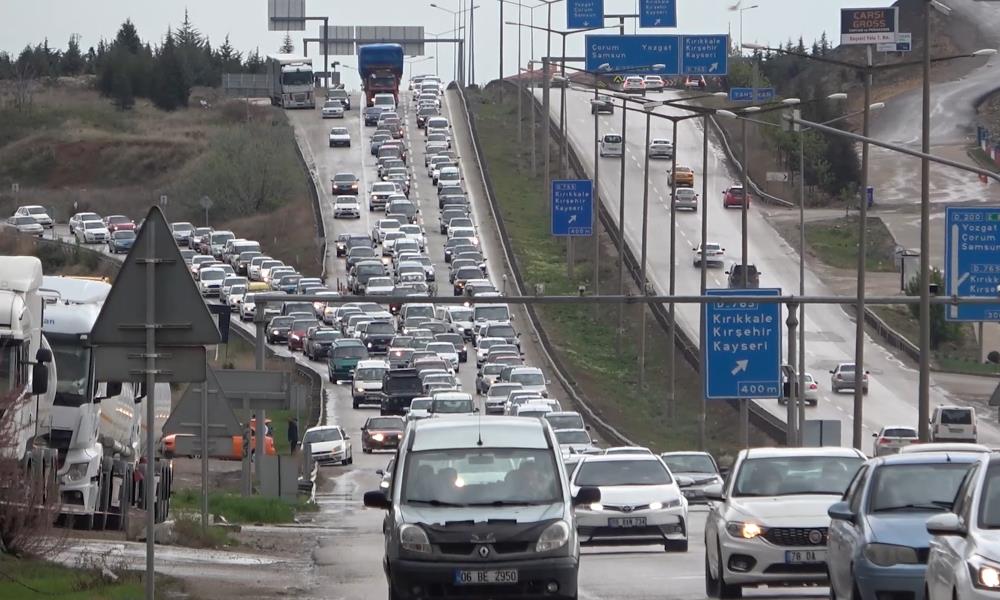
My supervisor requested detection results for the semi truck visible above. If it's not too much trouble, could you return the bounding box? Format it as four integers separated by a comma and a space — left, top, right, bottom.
266, 54, 316, 109
358, 44, 404, 107
0, 256, 58, 494
41, 276, 173, 530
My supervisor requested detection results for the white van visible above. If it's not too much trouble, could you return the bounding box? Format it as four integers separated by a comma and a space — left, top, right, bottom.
599, 133, 623, 157
373, 93, 396, 112
930, 405, 978, 442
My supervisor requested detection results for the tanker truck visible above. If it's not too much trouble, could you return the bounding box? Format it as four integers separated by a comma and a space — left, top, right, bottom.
0, 256, 58, 492
41, 276, 172, 530
358, 43, 404, 107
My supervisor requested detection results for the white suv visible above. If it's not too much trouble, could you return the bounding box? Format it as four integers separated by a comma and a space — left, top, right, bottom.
703, 447, 865, 598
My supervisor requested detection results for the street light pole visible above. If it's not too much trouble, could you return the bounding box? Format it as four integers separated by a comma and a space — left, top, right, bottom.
592, 89, 602, 299
668, 118, 678, 420
853, 46, 873, 450
638, 109, 653, 386
918, 0, 932, 441
699, 112, 710, 450
739, 5, 759, 51
616, 94, 628, 354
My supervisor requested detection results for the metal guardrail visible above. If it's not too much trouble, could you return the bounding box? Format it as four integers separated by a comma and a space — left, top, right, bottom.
455, 84, 636, 447
706, 114, 795, 208
520, 83, 788, 443
288, 124, 328, 281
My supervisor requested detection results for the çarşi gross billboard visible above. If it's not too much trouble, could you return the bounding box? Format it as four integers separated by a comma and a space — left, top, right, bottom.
840, 7, 898, 45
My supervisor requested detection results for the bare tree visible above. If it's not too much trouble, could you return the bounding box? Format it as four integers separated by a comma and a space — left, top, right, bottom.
11, 60, 35, 112
0, 388, 64, 557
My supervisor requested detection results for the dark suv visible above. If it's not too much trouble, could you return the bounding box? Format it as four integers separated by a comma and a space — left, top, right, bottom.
726, 263, 761, 289
362, 320, 396, 354
591, 97, 614, 114
378, 369, 424, 416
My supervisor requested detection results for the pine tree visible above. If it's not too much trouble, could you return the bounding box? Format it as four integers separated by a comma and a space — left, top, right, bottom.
84, 46, 98, 74
280, 33, 295, 54
215, 35, 243, 72
244, 47, 265, 73
151, 29, 190, 111
175, 9, 203, 50
110, 53, 135, 110
819, 32, 830, 56
114, 20, 142, 54
61, 34, 85, 75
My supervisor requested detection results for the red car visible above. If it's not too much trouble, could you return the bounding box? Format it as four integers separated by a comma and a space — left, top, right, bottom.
361, 416, 406, 453
722, 185, 750, 209
286, 318, 316, 352
104, 214, 136, 233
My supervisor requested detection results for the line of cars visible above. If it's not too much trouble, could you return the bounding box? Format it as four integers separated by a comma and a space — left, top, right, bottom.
701, 443, 1000, 600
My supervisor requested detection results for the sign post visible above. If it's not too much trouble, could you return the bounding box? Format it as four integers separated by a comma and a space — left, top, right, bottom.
944, 207, 1000, 321
638, 0, 677, 28
566, 0, 604, 28
90, 206, 221, 600
840, 7, 899, 45
585, 34, 728, 75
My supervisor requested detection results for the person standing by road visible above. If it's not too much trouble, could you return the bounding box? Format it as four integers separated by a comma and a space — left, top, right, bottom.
287, 417, 299, 455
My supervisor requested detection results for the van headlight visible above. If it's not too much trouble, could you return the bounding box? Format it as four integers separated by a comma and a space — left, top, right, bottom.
399, 524, 432, 554
535, 520, 570, 553
66, 462, 90, 481
864, 543, 919, 567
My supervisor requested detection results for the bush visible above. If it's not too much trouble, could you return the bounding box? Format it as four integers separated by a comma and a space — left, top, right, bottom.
905, 268, 962, 349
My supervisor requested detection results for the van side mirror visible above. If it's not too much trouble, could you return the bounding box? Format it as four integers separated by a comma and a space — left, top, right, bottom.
828, 501, 856, 522
31, 363, 48, 396
573, 486, 601, 507
363, 490, 391, 510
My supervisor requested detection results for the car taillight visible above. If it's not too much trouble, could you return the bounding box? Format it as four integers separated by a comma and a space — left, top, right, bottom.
878, 438, 890, 445
809, 383, 817, 390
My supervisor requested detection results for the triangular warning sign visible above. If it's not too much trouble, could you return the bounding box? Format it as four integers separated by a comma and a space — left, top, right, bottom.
990, 382, 1000, 407
162, 366, 242, 437
91, 206, 221, 347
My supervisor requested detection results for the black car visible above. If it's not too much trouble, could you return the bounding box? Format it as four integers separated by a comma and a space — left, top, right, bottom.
337, 233, 372, 258
266, 316, 295, 344
331, 172, 360, 195
377, 369, 424, 416
361, 320, 396, 354
305, 329, 343, 360
361, 416, 405, 453
443, 239, 476, 263
363, 106, 382, 126
726, 263, 761, 289
591, 97, 614, 114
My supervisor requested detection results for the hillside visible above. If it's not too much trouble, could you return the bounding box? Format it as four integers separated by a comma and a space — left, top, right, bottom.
0, 78, 321, 276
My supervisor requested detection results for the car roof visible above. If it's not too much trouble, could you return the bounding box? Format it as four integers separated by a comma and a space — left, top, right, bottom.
742, 446, 864, 459
582, 453, 661, 464
899, 443, 992, 454
305, 425, 343, 433
410, 416, 549, 451
875, 451, 982, 466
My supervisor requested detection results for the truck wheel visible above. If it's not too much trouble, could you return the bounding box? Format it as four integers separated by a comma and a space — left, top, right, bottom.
74, 513, 94, 530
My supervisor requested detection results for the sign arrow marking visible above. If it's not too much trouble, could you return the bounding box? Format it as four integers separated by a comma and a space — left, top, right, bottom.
708, 62, 719, 73
568, 214, 578, 224
731, 360, 748, 375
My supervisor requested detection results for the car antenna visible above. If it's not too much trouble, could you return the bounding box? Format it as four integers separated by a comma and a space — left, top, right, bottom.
476, 405, 484, 447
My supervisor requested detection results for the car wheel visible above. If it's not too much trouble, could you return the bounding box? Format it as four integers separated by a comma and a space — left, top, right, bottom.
363, 447, 371, 454
705, 545, 721, 598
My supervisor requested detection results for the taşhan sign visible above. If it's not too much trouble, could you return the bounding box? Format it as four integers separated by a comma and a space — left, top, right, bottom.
840, 7, 898, 45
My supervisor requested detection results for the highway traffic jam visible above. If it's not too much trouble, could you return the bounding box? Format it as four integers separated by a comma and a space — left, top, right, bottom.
3, 41, 1000, 600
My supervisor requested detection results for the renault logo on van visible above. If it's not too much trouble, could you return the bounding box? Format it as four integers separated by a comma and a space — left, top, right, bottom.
478, 545, 490, 558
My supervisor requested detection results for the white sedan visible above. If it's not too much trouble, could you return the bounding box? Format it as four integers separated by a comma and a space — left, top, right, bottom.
572, 454, 689, 551
333, 196, 361, 219
648, 138, 674, 158
302, 425, 353, 466
321, 100, 345, 119
329, 127, 351, 147
6, 215, 44, 236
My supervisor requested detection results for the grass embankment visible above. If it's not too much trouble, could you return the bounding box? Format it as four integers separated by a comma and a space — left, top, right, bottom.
0, 234, 117, 279
468, 87, 771, 458
172, 488, 316, 524
0, 80, 320, 276
803, 216, 898, 272
872, 305, 989, 376
0, 556, 181, 599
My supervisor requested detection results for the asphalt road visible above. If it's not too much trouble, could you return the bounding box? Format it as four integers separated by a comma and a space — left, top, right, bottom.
542, 86, 1000, 453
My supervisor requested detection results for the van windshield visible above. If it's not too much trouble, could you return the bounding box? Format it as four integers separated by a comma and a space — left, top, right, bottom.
940, 409, 973, 425
604, 135, 622, 143
402, 448, 562, 505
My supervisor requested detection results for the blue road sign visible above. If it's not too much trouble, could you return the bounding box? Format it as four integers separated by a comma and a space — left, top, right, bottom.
639, 0, 676, 28
551, 179, 594, 236
729, 87, 753, 102
681, 35, 729, 75
567, 0, 604, 29
704, 288, 782, 400
944, 207, 1000, 321
866, 186, 874, 208
754, 87, 775, 103
585, 34, 679, 75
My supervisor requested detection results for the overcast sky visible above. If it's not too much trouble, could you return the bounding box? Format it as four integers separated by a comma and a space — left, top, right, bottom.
2, 0, 888, 85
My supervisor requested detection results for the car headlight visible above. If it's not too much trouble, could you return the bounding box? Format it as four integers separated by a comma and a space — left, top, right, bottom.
367, 342, 373, 348
864, 543, 920, 567
535, 520, 570, 553
372, 433, 385, 441
649, 499, 683, 510
587, 502, 603, 511
970, 555, 1000, 590
272, 329, 280, 335
725, 521, 766, 540
66, 462, 90, 481
399, 524, 432, 554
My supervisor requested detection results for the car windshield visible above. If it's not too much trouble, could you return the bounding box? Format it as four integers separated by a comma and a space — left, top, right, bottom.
313, 331, 341, 341
12, 216, 35, 225
940, 409, 973, 425
979, 466, 1000, 528
545, 414, 585, 430
427, 343, 455, 354
331, 128, 348, 135
410, 399, 433, 410
334, 174, 357, 183
335, 198, 356, 205
604, 135, 622, 143
732, 456, 863, 497
367, 322, 394, 334
576, 459, 672, 486
512, 372, 544, 386
356, 366, 386, 380
85, 221, 104, 230
201, 270, 225, 281
488, 325, 516, 338
27, 207, 47, 215
333, 345, 367, 358
432, 398, 474, 413
869, 462, 973, 513
368, 418, 403, 430
107, 216, 130, 224
304, 428, 342, 443
882, 428, 918, 438
660, 454, 717, 474
555, 430, 591, 445
402, 448, 561, 506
